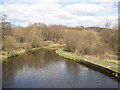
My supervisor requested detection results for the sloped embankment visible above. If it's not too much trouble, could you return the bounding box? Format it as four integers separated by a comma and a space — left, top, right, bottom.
55, 48, 120, 79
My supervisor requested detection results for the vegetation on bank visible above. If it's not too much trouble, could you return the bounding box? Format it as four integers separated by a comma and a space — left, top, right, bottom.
1, 13, 119, 79
1, 14, 118, 63
64, 51, 119, 65
2, 42, 65, 60
42, 44, 65, 50
55, 48, 120, 78
2, 47, 41, 60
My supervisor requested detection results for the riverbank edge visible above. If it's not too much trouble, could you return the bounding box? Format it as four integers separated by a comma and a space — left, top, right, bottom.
55, 48, 120, 79
1, 43, 65, 61
2, 48, 42, 61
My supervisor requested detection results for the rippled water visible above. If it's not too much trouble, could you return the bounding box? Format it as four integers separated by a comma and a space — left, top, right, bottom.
2, 49, 119, 88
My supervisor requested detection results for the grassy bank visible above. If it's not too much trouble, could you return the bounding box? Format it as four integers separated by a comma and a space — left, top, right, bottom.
63, 51, 119, 66
2, 43, 65, 61
2, 48, 41, 61
55, 48, 120, 78
42, 44, 65, 50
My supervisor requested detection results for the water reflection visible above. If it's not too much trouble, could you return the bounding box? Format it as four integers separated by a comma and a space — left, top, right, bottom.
2, 49, 119, 88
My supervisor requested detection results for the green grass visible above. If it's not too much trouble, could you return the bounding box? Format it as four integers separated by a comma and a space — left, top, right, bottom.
110, 67, 120, 73
82, 56, 120, 66
55, 48, 120, 74
65, 51, 119, 66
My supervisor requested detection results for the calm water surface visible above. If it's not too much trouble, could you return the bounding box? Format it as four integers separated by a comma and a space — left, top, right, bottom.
2, 49, 119, 88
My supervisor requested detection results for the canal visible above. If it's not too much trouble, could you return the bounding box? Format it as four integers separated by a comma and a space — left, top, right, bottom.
2, 49, 119, 88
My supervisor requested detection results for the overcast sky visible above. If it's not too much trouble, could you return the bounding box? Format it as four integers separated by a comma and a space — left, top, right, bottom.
0, 0, 119, 27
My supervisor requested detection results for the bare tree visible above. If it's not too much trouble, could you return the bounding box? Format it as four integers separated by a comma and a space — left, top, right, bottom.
0, 14, 12, 37
105, 19, 111, 28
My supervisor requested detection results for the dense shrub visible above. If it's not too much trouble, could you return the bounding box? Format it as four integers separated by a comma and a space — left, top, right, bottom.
3, 36, 19, 53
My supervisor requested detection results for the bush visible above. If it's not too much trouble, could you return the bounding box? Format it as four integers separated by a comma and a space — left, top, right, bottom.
3, 36, 19, 53
64, 30, 80, 52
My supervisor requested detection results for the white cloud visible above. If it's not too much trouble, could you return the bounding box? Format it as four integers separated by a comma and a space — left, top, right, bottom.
64, 3, 104, 16
6, 0, 120, 3
91, 0, 119, 2
0, 0, 118, 27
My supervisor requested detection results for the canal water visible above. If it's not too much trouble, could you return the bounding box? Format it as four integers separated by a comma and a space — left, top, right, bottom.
2, 49, 119, 88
